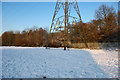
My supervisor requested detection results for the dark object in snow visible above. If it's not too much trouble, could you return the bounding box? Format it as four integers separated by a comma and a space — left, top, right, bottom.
43, 76, 47, 79
64, 46, 66, 50
19, 79, 23, 80
46, 47, 50, 49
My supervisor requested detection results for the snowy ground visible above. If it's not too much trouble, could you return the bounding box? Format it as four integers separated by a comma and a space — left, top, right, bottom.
0, 47, 2, 79
1, 47, 118, 78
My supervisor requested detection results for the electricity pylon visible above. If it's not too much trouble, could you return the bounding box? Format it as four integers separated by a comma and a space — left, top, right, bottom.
50, 0, 88, 49
50, 0, 82, 33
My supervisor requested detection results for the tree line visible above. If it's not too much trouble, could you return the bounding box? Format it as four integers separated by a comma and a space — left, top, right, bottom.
1, 27, 47, 46
1, 4, 120, 47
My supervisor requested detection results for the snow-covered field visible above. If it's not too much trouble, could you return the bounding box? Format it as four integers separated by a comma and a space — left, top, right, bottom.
0, 47, 2, 79
1, 47, 118, 78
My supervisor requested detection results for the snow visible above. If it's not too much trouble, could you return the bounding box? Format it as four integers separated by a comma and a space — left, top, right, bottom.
1, 47, 118, 78
0, 47, 2, 79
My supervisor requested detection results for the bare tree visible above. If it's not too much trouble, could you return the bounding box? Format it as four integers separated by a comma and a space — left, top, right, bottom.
95, 5, 117, 37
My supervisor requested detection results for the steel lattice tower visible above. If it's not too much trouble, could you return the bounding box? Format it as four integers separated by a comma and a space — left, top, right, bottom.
50, 0, 82, 33
49, 0, 88, 49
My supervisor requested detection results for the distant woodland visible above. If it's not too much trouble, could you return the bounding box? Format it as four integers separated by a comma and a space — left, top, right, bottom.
1, 5, 120, 47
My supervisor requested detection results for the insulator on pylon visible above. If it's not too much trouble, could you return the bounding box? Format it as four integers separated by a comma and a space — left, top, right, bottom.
74, 23, 76, 25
